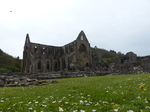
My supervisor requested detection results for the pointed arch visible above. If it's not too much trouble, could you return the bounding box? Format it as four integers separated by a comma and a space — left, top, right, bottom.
25, 33, 30, 44
76, 30, 89, 43
79, 44, 87, 52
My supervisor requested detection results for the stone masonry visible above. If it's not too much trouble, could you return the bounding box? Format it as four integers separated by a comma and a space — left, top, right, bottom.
22, 31, 92, 74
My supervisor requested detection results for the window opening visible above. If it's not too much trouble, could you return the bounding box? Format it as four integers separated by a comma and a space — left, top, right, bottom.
34, 46, 37, 53
38, 61, 41, 69
81, 35, 83, 40
47, 61, 49, 69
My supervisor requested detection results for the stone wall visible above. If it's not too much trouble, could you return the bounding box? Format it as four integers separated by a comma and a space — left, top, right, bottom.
22, 31, 92, 74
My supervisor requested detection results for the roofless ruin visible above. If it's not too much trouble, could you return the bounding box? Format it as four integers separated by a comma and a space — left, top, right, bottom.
22, 31, 92, 74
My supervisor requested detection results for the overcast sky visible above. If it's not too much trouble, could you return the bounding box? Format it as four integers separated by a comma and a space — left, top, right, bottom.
0, 0, 150, 58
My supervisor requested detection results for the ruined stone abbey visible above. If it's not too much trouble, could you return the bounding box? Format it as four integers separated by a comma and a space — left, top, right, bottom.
22, 31, 92, 73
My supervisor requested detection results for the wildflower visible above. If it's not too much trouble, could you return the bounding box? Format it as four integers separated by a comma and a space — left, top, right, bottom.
80, 110, 85, 112
0, 100, 4, 102
65, 102, 69, 104
72, 90, 75, 92
146, 106, 150, 109
59, 107, 64, 111
62, 97, 66, 99
140, 110, 143, 112
102, 101, 108, 104
114, 109, 118, 112
73, 103, 78, 105
58, 100, 62, 103
35, 101, 39, 104
86, 103, 90, 106
42, 105, 47, 107
6, 98, 9, 100
127, 110, 134, 112
25, 104, 29, 106
80, 100, 84, 104
73, 110, 78, 112
139, 85, 145, 89
45, 98, 48, 100
52, 101, 56, 103
95, 103, 99, 106
13, 103, 16, 106
137, 96, 141, 99
113, 104, 119, 107
50, 96, 54, 99
92, 109, 96, 112
89, 101, 92, 104
28, 108, 33, 110
33, 110, 37, 112
42, 101, 46, 103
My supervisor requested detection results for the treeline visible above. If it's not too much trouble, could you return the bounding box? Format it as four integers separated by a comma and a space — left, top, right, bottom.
0, 49, 21, 73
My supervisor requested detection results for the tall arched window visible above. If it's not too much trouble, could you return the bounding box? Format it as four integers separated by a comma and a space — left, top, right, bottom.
47, 61, 49, 69
38, 61, 41, 69
79, 44, 86, 52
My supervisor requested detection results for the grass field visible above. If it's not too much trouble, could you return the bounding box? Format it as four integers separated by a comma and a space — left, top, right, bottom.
0, 74, 150, 112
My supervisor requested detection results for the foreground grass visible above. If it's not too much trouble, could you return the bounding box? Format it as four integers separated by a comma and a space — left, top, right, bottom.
0, 74, 150, 112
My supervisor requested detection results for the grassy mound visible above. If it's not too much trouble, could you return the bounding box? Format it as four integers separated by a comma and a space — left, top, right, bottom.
0, 74, 150, 112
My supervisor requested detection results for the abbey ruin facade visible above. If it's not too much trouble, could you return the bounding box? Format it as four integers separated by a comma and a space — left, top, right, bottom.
22, 31, 92, 73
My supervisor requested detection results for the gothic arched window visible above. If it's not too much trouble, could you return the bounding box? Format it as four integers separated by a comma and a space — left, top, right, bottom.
79, 44, 86, 52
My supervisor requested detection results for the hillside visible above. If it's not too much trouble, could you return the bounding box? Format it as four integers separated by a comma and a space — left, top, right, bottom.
0, 49, 21, 73
91, 47, 124, 64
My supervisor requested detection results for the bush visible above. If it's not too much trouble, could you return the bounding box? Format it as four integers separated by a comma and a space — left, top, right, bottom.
0, 68, 8, 73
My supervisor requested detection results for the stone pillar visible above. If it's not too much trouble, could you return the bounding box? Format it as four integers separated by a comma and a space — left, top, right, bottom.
60, 58, 62, 71
52, 60, 54, 71
65, 57, 68, 71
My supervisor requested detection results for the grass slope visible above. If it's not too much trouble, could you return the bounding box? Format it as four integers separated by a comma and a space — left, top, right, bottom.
0, 74, 150, 112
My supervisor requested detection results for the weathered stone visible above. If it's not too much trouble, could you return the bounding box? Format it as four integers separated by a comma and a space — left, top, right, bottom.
22, 31, 92, 74
0, 83, 4, 87
0, 79, 4, 84
0, 75, 58, 87
6, 84, 18, 87
27, 79, 38, 82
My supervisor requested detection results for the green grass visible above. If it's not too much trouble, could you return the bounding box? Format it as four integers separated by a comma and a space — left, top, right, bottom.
0, 74, 150, 112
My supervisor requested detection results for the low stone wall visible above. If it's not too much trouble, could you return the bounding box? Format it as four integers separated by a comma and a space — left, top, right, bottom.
28, 71, 111, 79
0, 71, 111, 79
0, 75, 58, 87
0, 71, 111, 87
